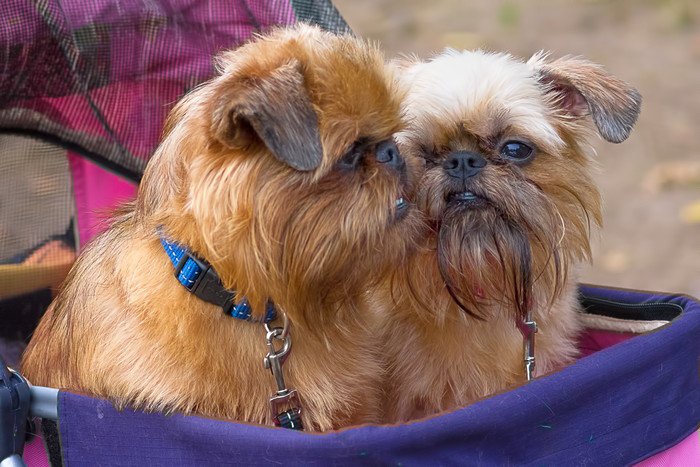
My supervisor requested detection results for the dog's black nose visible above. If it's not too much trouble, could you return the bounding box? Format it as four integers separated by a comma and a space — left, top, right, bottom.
376, 140, 405, 171
443, 151, 486, 179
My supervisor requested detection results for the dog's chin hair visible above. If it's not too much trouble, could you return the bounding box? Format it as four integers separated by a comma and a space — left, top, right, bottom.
436, 200, 567, 321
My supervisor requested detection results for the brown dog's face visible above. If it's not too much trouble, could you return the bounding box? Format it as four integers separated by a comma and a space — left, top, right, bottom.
398, 50, 641, 317
138, 25, 421, 320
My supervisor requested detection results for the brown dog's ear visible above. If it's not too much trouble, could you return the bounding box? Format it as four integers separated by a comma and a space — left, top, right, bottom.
213, 60, 323, 171
528, 52, 642, 143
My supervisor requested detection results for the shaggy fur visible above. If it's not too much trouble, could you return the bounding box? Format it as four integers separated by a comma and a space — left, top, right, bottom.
378, 49, 641, 422
21, 24, 423, 431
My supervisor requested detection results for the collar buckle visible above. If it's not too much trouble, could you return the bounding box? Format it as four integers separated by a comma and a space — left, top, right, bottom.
171, 247, 236, 315
174, 252, 235, 310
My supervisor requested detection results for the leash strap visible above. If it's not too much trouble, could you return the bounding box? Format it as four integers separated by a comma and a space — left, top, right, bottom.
274, 408, 303, 430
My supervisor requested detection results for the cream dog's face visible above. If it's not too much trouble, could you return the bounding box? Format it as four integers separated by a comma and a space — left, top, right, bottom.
397, 50, 641, 317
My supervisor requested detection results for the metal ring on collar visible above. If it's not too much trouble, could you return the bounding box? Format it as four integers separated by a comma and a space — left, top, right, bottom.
264, 310, 290, 339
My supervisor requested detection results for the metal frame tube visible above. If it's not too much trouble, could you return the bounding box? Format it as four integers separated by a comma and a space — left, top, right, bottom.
29, 386, 58, 420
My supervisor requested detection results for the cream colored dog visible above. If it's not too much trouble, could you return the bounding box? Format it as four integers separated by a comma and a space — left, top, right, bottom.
379, 49, 641, 422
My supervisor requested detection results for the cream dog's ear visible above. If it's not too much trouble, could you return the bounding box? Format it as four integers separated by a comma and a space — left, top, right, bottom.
528, 52, 642, 143
212, 59, 323, 171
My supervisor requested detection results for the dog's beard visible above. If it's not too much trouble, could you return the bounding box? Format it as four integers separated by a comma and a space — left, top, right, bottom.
435, 181, 568, 320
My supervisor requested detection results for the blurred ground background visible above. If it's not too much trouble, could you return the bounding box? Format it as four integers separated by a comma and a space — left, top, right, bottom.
335, 0, 700, 297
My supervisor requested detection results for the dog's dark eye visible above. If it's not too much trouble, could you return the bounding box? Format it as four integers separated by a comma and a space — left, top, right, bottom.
417, 144, 440, 167
423, 157, 439, 168
500, 141, 534, 163
338, 140, 367, 169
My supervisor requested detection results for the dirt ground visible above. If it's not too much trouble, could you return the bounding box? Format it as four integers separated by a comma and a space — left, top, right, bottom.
335, 0, 700, 297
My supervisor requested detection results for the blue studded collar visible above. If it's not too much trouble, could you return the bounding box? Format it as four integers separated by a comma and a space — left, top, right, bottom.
160, 235, 277, 323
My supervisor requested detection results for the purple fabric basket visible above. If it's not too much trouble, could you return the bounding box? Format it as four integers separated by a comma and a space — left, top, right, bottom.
53, 285, 699, 466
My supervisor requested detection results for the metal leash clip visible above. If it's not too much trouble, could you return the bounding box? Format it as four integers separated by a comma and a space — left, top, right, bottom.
516, 311, 538, 381
263, 313, 303, 430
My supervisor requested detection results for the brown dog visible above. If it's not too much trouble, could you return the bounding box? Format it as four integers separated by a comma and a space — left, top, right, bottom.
378, 50, 641, 422
21, 24, 422, 431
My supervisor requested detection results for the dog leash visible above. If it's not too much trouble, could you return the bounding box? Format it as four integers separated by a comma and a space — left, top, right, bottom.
477, 286, 537, 381
263, 314, 303, 429
159, 235, 304, 430
516, 311, 538, 382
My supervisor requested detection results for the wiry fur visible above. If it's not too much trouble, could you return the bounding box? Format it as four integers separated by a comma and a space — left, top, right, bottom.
21, 24, 423, 431
377, 49, 641, 422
